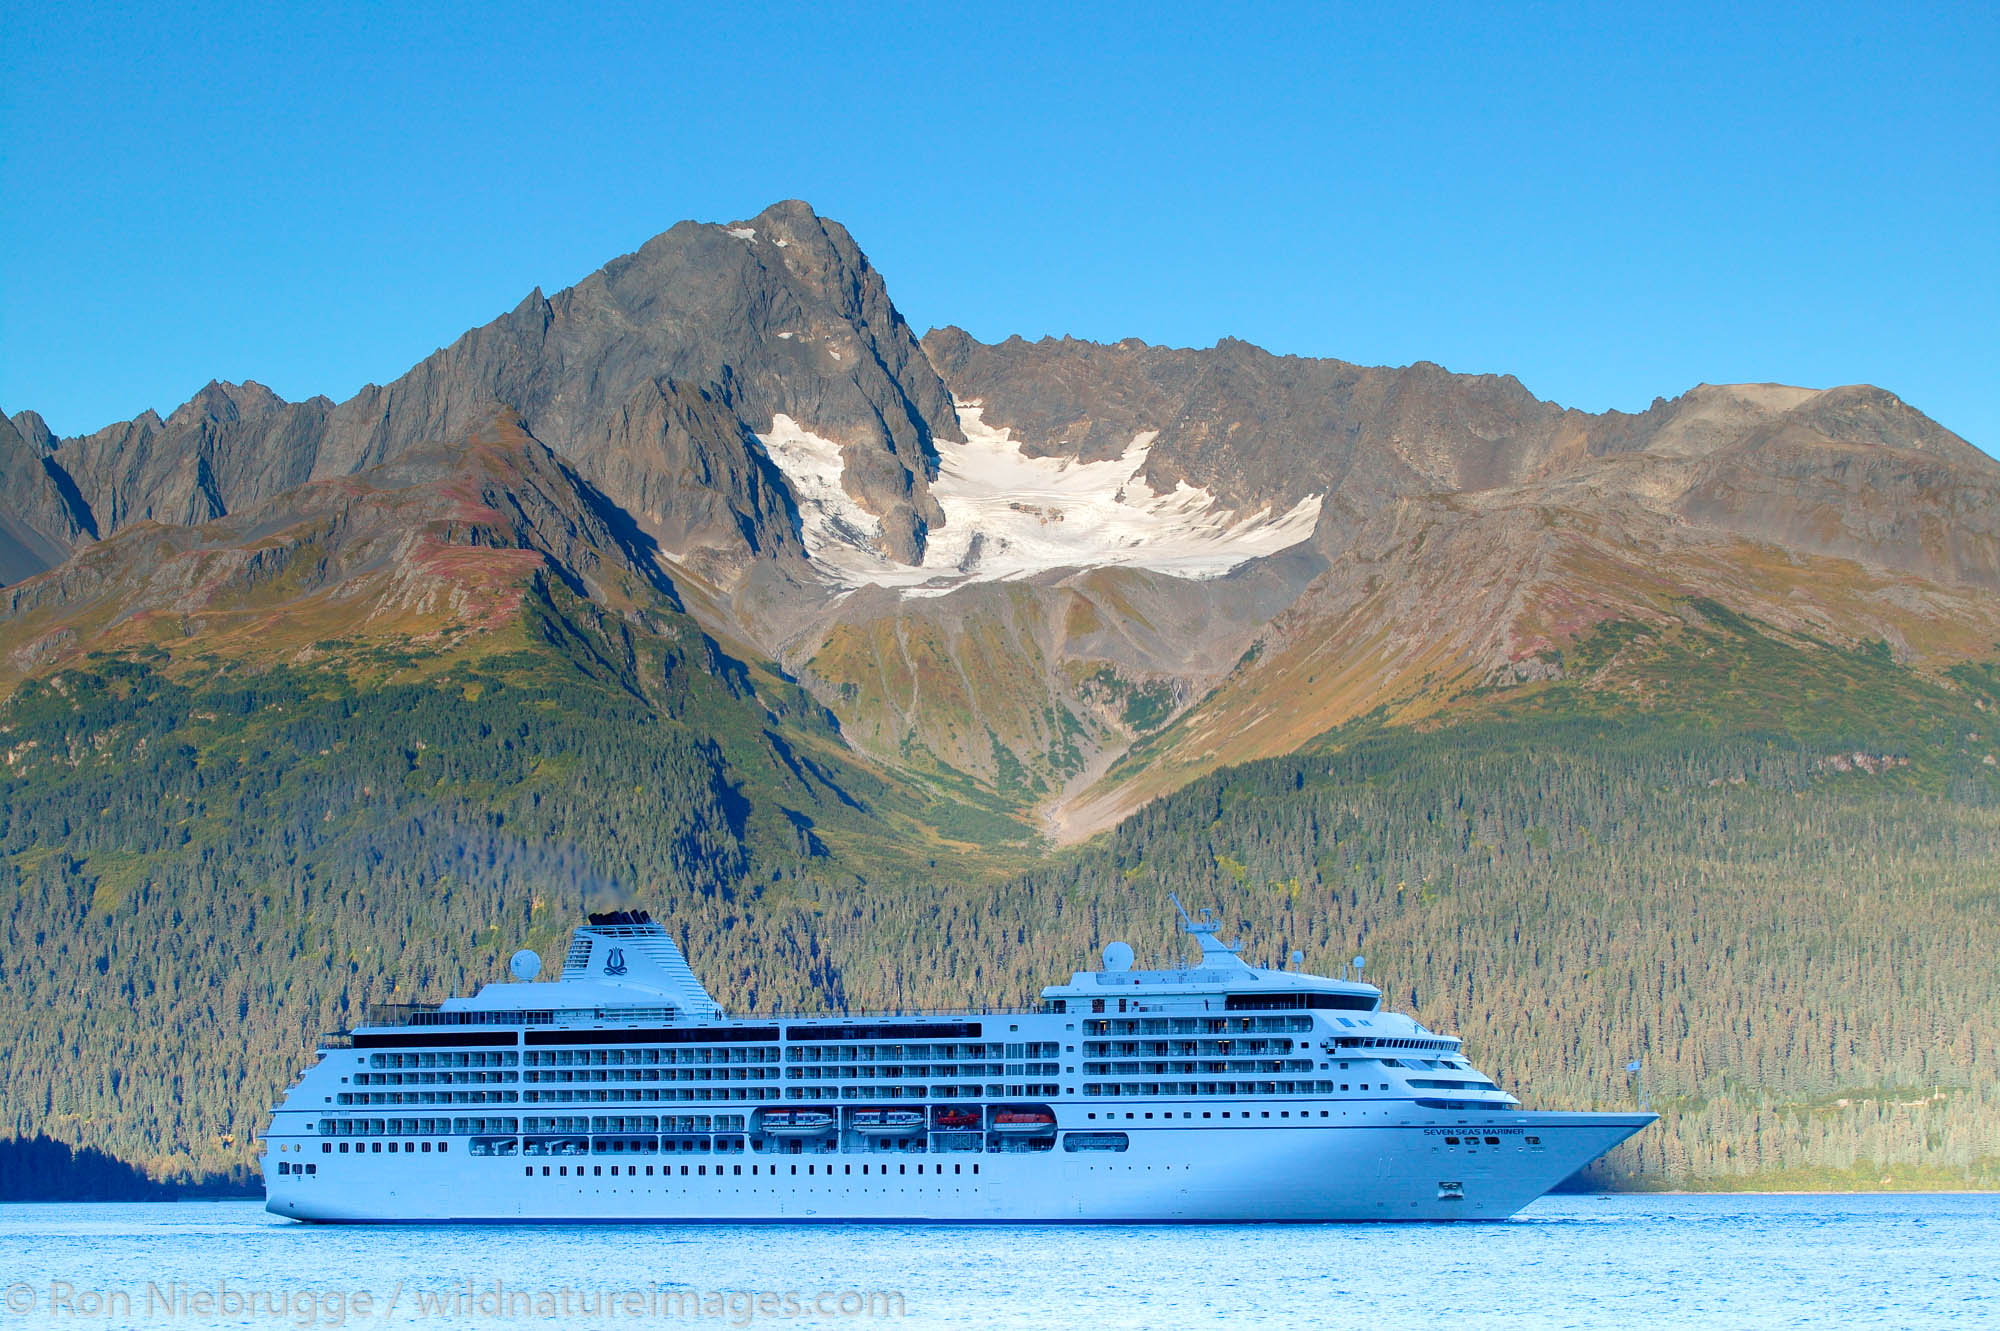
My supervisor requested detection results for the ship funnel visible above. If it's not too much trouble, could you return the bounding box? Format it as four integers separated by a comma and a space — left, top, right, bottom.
560, 912, 723, 1018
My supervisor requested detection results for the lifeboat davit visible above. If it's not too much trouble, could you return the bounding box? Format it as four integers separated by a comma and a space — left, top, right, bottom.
760, 1110, 835, 1137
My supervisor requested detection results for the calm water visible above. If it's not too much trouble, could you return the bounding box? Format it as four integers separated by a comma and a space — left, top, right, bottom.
0, 1194, 1992, 1329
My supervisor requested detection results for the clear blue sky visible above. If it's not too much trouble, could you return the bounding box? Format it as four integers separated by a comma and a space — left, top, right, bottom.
3, 1, 1994, 449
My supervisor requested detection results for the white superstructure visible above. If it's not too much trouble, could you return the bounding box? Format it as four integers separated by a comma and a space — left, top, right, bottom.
261, 904, 1653, 1222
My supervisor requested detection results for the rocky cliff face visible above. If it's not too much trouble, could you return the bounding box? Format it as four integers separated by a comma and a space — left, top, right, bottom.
0, 412, 94, 584
0, 412, 685, 676
919, 327, 1579, 517
3, 201, 1994, 839
4, 201, 960, 591
305, 199, 958, 565
921, 332, 1997, 592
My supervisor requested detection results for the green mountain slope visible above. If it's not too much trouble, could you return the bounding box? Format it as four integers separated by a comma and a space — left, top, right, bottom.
5, 599, 1999, 1190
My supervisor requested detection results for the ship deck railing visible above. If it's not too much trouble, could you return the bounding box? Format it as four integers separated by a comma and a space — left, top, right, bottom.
350, 1001, 1063, 1032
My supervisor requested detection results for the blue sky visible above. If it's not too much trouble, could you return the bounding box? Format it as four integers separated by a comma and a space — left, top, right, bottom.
3, 2, 1994, 449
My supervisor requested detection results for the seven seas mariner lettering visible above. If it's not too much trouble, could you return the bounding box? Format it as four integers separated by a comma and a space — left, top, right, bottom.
6, 1279, 908, 1326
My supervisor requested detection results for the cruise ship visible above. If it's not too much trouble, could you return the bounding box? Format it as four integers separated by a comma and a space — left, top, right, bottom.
261, 903, 1653, 1222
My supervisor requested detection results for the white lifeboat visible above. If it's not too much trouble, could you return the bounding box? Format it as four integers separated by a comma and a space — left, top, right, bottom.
990, 1109, 1056, 1134
853, 1109, 927, 1136
761, 1110, 835, 1137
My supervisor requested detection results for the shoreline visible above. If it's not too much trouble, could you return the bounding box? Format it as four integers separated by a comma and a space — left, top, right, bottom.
4, 1189, 1998, 1207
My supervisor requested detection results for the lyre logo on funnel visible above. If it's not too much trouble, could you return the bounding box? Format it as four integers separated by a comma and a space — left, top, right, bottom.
602, 947, 628, 976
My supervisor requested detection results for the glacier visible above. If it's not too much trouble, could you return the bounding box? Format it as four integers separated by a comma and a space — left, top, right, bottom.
756, 406, 1322, 595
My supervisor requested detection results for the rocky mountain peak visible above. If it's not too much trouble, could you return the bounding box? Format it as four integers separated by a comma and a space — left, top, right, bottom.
307, 199, 958, 567
164, 379, 289, 431
0, 202, 966, 583
8, 410, 57, 454
0, 412, 94, 584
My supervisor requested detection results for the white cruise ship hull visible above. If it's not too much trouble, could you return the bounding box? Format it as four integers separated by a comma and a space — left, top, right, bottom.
263, 909, 1658, 1224
266, 1111, 1651, 1224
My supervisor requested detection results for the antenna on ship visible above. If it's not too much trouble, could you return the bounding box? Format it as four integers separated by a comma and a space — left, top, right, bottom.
1626, 1058, 1648, 1111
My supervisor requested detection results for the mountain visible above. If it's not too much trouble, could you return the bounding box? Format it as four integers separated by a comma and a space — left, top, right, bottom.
0, 411, 94, 584
2, 201, 1998, 1195
11, 202, 955, 590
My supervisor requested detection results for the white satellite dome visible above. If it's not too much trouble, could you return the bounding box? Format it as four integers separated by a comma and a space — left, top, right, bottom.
1101, 940, 1135, 972
509, 948, 542, 981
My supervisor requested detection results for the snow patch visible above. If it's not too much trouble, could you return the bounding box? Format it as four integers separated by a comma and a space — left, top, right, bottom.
756, 410, 1322, 595
756, 415, 904, 589
726, 227, 757, 240
776, 331, 796, 339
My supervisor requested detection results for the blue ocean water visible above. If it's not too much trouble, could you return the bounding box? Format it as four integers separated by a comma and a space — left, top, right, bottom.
0, 1193, 1993, 1329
